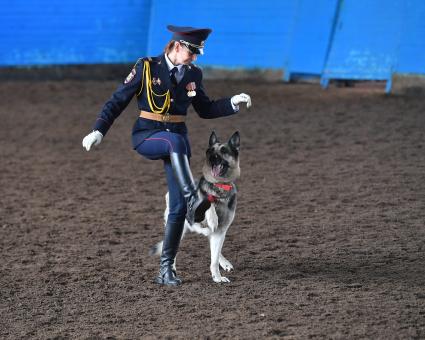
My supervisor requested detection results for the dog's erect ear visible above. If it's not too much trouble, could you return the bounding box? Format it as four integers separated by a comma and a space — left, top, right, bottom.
229, 131, 240, 152
209, 131, 218, 146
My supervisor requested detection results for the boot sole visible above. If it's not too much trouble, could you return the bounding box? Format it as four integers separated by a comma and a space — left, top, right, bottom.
154, 276, 182, 286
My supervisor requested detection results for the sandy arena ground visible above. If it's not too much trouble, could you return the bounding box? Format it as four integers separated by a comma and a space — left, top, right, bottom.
0, 78, 424, 339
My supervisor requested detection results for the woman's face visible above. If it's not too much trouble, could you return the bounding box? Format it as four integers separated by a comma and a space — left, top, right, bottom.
174, 42, 198, 65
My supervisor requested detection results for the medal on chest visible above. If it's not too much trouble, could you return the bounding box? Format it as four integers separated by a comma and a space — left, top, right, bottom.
152, 77, 162, 86
186, 82, 196, 97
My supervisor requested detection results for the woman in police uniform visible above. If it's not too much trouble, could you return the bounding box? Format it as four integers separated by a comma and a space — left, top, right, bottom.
82, 25, 251, 286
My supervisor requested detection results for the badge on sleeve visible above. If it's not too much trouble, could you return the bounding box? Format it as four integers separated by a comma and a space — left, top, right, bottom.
124, 68, 136, 84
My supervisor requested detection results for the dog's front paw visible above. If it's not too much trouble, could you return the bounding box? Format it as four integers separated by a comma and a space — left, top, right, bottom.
212, 275, 231, 283
219, 256, 234, 272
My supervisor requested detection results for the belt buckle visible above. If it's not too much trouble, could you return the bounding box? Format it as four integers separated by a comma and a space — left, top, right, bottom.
162, 114, 170, 122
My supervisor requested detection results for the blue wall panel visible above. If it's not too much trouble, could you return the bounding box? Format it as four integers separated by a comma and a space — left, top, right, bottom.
0, 0, 424, 89
284, 0, 339, 79
147, 1, 297, 69
396, 0, 425, 74
322, 0, 403, 81
0, 0, 151, 66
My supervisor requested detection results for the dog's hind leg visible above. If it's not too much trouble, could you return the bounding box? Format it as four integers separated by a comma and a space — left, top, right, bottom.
149, 192, 170, 257
164, 192, 170, 224
149, 240, 163, 256
209, 231, 230, 283
171, 221, 191, 274
151, 192, 189, 274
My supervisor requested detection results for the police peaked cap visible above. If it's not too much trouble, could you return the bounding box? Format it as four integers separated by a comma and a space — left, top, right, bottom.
167, 25, 212, 55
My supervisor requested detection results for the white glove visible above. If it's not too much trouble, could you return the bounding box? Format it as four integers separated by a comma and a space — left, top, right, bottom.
82, 130, 103, 151
231, 93, 252, 109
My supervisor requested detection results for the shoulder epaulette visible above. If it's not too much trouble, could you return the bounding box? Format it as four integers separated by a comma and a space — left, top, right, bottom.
132, 58, 143, 68
150, 56, 161, 63
190, 63, 202, 71
134, 57, 156, 67
143, 56, 160, 63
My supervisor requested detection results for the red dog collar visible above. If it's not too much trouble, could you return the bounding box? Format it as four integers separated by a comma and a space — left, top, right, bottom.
208, 183, 233, 202
207, 194, 217, 203
214, 183, 233, 191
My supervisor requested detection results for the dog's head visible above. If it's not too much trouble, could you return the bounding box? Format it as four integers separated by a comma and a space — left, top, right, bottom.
202, 131, 240, 183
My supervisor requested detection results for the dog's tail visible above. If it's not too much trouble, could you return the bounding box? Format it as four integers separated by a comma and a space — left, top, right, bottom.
149, 240, 163, 256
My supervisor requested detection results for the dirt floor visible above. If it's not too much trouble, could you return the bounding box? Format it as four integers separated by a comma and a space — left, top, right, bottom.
1, 78, 424, 339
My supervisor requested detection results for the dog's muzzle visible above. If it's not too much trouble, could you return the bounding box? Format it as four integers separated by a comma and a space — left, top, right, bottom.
209, 154, 229, 177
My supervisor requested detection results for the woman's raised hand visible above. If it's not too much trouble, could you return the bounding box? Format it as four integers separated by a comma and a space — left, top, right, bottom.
231, 93, 252, 109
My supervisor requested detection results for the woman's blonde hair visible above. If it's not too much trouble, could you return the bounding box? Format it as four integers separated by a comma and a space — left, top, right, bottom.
164, 40, 176, 54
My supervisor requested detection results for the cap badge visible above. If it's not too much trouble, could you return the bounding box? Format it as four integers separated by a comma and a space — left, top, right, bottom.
186, 82, 196, 97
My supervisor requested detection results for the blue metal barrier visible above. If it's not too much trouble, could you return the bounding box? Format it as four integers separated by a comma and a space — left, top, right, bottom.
0, 0, 424, 92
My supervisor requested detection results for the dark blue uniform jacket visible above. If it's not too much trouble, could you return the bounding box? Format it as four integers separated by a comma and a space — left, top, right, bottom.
93, 53, 236, 149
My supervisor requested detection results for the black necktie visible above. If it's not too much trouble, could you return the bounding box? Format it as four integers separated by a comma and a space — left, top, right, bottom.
170, 67, 178, 87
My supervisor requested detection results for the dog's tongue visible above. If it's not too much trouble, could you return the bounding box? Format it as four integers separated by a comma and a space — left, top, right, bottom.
212, 164, 223, 177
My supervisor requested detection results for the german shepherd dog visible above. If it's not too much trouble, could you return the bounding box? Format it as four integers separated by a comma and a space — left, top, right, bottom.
151, 131, 240, 283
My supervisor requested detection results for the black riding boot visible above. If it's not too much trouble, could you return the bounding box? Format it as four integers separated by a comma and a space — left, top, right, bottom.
154, 220, 184, 286
170, 152, 211, 225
